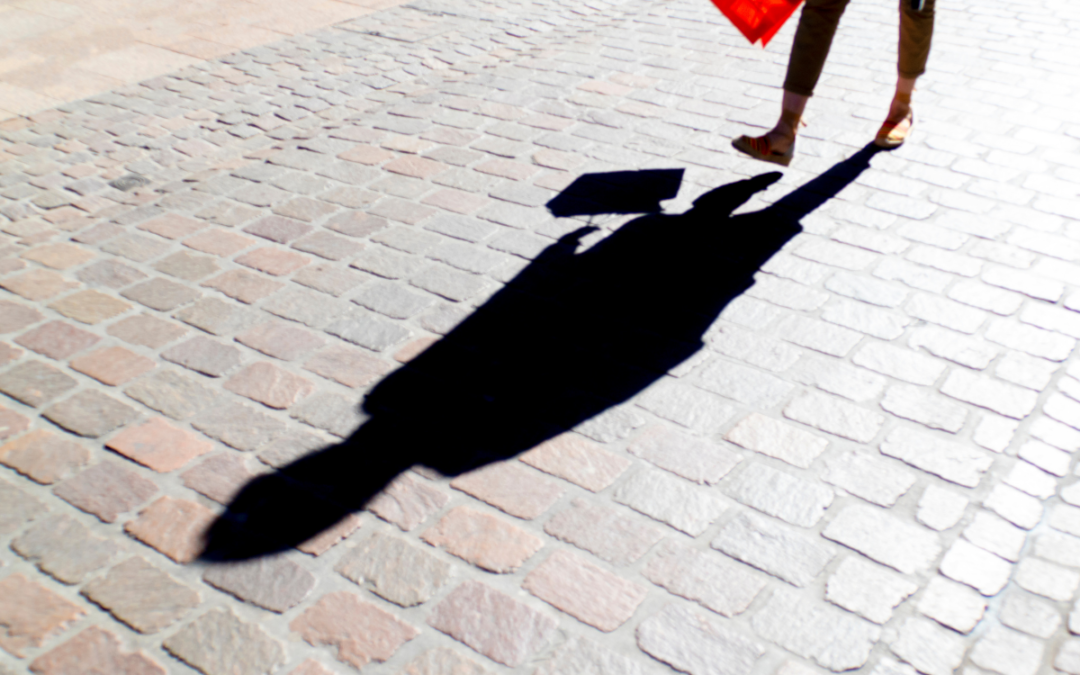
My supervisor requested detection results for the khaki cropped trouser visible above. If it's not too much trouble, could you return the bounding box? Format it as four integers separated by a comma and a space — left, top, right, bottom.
782, 0, 936, 97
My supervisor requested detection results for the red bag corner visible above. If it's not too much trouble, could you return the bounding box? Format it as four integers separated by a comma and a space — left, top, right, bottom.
712, 0, 804, 47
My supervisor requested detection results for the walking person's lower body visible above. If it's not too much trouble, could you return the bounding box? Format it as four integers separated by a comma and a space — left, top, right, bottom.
733, 0, 935, 165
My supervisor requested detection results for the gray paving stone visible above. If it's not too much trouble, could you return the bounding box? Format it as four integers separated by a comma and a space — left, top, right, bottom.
202, 555, 316, 613
82, 557, 200, 634
0, 477, 48, 535
325, 308, 411, 351
163, 608, 285, 675
337, 531, 453, 607
12, 514, 122, 584
124, 370, 220, 419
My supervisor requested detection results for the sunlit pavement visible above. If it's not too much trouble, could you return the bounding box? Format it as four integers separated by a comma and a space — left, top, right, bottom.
0, 0, 1079, 673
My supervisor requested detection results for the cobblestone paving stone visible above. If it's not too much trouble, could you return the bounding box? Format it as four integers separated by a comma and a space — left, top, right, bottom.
0, 0, 1078, 673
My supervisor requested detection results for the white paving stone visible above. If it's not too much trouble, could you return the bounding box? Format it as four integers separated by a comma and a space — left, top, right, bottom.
725, 462, 834, 527
644, 540, 767, 617
636, 604, 765, 675
613, 468, 729, 536
880, 427, 994, 488
916, 485, 968, 531
917, 575, 987, 634
963, 510, 1027, 562
1000, 590, 1061, 638
821, 449, 916, 507
939, 539, 1013, 596
852, 341, 946, 385
751, 586, 881, 671
783, 391, 885, 443
984, 483, 1043, 529
969, 625, 1044, 675
824, 556, 918, 624
822, 504, 941, 574
1015, 556, 1080, 601
888, 616, 967, 675
712, 511, 834, 587
724, 413, 828, 469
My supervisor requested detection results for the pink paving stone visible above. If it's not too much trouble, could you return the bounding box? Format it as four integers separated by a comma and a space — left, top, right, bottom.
577, 79, 634, 96
289, 659, 335, 675
48, 290, 132, 324
421, 506, 543, 573
0, 268, 78, 300
421, 189, 490, 214
520, 433, 631, 492
367, 472, 450, 531
202, 269, 285, 304
0, 406, 29, 441
394, 336, 437, 363
428, 581, 557, 668
0, 574, 86, 657
106, 417, 214, 473
523, 549, 647, 632
20, 242, 95, 270
124, 496, 217, 564
304, 344, 391, 387
236, 321, 325, 361
474, 159, 542, 181
384, 156, 448, 179
532, 149, 586, 171
0, 342, 22, 366
184, 229, 257, 257
53, 461, 159, 523
224, 361, 315, 409
0, 429, 90, 484
181, 453, 259, 504
338, 145, 396, 165
137, 214, 206, 240
627, 425, 743, 485
106, 314, 188, 349
298, 513, 363, 557
235, 247, 312, 276
450, 462, 565, 519
29, 626, 165, 675
15, 320, 99, 360
70, 346, 156, 385
290, 591, 419, 669
0, 299, 44, 332
242, 216, 313, 243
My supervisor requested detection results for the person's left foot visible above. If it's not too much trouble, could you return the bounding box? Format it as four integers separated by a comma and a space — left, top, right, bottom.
875, 92, 914, 148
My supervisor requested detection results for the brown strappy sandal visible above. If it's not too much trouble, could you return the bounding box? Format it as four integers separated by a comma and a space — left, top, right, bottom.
875, 91, 914, 148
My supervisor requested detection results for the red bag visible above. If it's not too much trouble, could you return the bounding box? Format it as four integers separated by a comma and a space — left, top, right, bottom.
712, 0, 804, 47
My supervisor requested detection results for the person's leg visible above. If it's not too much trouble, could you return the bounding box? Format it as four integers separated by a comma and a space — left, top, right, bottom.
876, 0, 935, 146
735, 0, 850, 160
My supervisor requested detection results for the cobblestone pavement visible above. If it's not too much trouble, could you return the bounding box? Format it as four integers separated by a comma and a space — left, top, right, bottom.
1, 0, 1079, 673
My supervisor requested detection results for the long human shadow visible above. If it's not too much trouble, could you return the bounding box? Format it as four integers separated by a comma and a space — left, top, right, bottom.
200, 145, 882, 561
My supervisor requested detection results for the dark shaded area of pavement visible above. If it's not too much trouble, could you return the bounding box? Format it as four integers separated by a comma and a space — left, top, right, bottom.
200, 144, 883, 562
